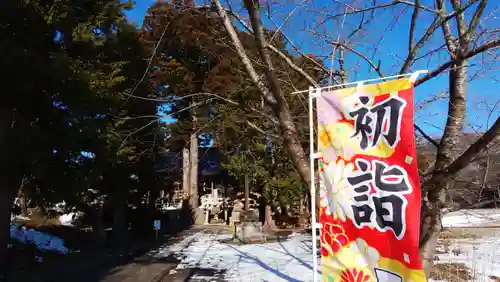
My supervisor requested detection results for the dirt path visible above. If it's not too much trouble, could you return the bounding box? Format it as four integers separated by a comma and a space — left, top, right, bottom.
96, 255, 178, 282
11, 228, 200, 282
165, 268, 226, 282
90, 226, 228, 282
83, 230, 200, 282
443, 227, 500, 238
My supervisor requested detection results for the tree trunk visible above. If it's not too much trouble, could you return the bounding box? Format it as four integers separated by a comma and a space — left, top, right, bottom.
0, 184, 19, 282
182, 147, 190, 201
245, 1, 319, 219
297, 198, 308, 226
0, 106, 24, 281
244, 173, 250, 217
147, 189, 158, 211
90, 204, 106, 245
215, 0, 312, 186
434, 61, 467, 168
280, 204, 288, 217
17, 177, 27, 217
419, 176, 450, 273
263, 205, 276, 231
112, 201, 128, 245
419, 60, 467, 273
419, 201, 442, 277
92, 219, 106, 245
302, 188, 319, 226
189, 132, 198, 208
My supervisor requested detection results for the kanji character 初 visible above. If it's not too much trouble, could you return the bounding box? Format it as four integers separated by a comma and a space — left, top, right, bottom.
348, 95, 407, 150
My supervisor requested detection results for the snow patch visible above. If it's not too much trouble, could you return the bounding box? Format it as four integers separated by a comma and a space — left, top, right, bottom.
442, 209, 500, 228
10, 224, 70, 254
11, 214, 31, 221
151, 209, 500, 281
59, 213, 77, 226
436, 236, 500, 281
153, 231, 319, 281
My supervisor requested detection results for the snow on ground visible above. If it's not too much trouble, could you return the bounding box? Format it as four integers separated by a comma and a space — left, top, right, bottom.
153, 231, 320, 281
59, 213, 77, 226
10, 223, 70, 254
149, 209, 500, 281
442, 209, 500, 228
435, 235, 500, 281
11, 214, 31, 221
435, 209, 500, 281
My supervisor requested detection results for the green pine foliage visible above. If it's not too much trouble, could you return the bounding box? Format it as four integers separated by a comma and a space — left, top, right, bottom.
141, 1, 328, 213
0, 0, 163, 255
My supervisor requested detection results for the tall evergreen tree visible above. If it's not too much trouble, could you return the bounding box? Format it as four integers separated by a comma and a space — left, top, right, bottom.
141, 1, 327, 227
0, 0, 161, 277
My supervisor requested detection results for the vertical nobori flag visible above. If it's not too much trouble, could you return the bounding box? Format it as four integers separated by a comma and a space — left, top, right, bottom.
316, 78, 426, 282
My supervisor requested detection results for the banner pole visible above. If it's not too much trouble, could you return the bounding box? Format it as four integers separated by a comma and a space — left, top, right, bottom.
309, 86, 318, 282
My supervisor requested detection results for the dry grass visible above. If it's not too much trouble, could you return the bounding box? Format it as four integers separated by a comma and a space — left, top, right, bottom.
433, 227, 500, 281
490, 275, 500, 281
17, 209, 62, 228
440, 228, 474, 239
23, 217, 61, 228
430, 263, 473, 281
437, 229, 470, 256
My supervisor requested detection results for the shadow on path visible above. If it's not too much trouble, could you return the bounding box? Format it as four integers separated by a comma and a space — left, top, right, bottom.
227, 245, 304, 282
12, 203, 196, 282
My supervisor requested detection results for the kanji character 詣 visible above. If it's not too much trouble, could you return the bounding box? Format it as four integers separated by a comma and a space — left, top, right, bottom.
346, 159, 412, 239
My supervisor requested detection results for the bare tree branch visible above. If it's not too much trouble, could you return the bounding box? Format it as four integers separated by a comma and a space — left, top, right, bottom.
436, 0, 458, 56
445, 116, 500, 176
314, 1, 410, 30
228, 8, 327, 86
314, 0, 472, 31
401, 0, 481, 72
415, 123, 439, 147
213, 0, 312, 185
394, 0, 439, 13
270, 0, 310, 42
450, 0, 469, 46
213, 1, 277, 106
245, 120, 282, 139
338, 47, 347, 84
317, 3, 392, 26
467, 0, 488, 39
400, 0, 421, 74
415, 38, 500, 86
330, 41, 384, 77
266, 44, 319, 87
408, 0, 420, 52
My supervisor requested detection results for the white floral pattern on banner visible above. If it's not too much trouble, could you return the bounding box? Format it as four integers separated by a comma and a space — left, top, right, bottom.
341, 89, 374, 114
320, 159, 355, 221
322, 240, 380, 275
351, 238, 381, 269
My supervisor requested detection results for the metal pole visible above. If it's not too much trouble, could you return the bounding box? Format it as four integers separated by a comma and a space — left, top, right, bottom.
309, 87, 318, 282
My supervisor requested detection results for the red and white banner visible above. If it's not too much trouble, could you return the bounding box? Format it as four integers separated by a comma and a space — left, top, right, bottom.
316, 78, 426, 281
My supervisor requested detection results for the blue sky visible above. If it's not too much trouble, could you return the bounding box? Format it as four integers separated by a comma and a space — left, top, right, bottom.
126, 0, 500, 138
